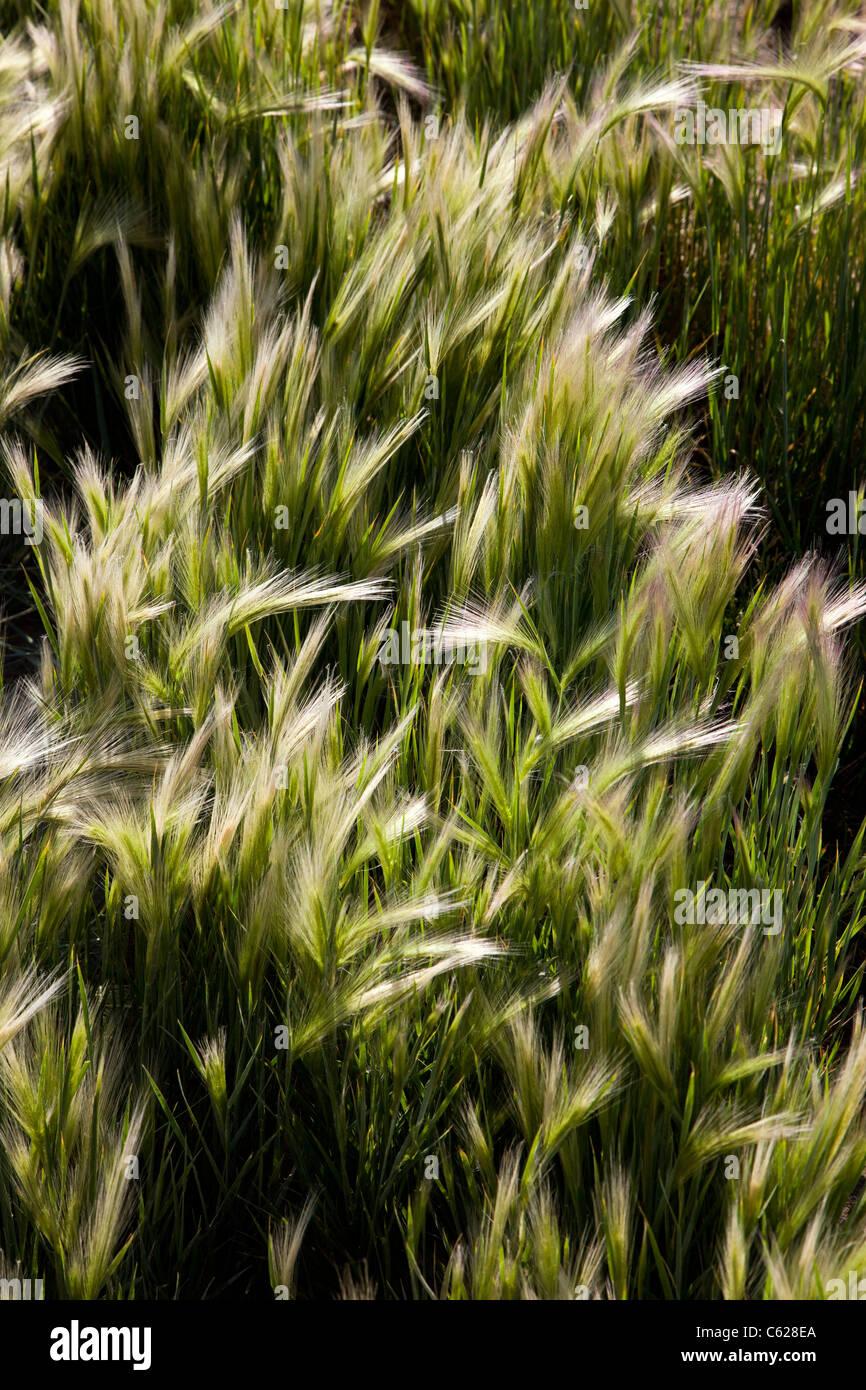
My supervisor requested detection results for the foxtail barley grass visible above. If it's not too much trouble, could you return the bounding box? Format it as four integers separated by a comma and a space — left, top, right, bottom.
0, 0, 865, 1302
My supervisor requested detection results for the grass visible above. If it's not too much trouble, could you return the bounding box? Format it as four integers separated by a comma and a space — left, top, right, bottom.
0, 0, 865, 1300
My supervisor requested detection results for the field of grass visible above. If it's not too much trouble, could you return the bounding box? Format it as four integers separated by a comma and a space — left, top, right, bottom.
1, 0, 866, 1301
